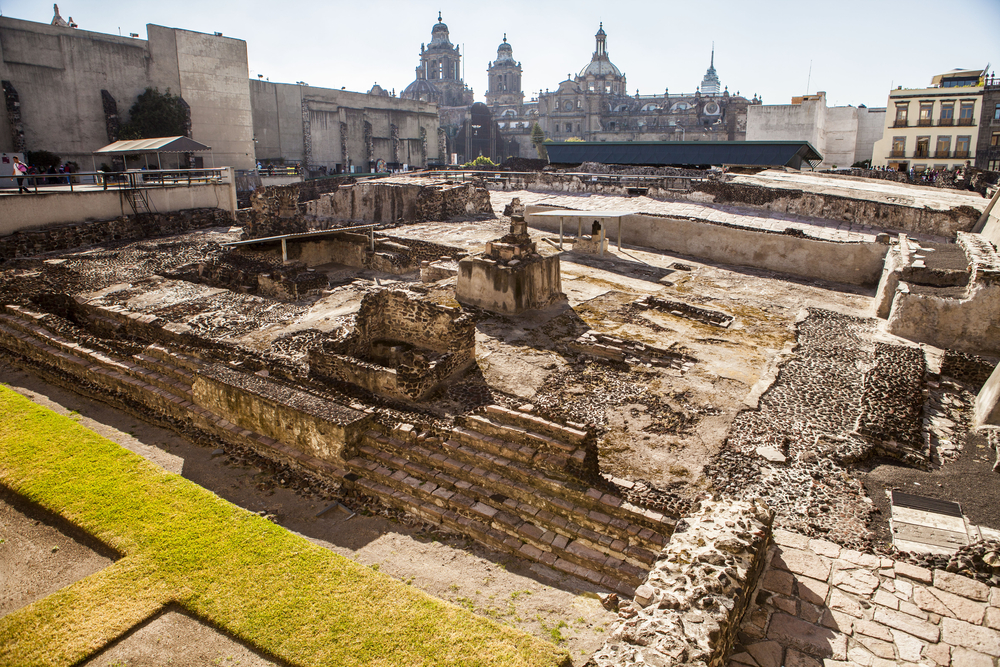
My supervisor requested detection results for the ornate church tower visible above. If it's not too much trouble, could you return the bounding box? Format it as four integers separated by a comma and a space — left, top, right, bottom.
486, 35, 523, 107
700, 45, 721, 95
401, 12, 473, 107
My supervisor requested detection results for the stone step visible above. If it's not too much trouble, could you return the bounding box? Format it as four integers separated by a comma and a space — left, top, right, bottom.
369, 430, 664, 559
462, 414, 587, 460
482, 404, 588, 446
131, 351, 195, 400
421, 430, 674, 539
450, 425, 580, 480
0, 311, 133, 375
345, 449, 642, 596
144, 342, 206, 375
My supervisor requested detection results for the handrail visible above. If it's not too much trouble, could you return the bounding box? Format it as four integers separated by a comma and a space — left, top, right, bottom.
3, 168, 229, 194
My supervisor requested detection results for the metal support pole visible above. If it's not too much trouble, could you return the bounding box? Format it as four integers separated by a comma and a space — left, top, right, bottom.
599, 221, 606, 258
618, 218, 623, 251
559, 216, 564, 250
281, 238, 288, 263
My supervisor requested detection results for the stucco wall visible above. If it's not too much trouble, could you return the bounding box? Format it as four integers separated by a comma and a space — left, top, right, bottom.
854, 107, 887, 164
526, 205, 889, 286
249, 80, 440, 171
0, 17, 254, 171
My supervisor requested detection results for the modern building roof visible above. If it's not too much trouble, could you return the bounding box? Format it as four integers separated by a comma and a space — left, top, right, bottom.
93, 136, 211, 154
544, 141, 823, 169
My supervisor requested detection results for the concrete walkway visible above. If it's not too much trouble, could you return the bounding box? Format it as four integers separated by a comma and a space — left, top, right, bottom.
731, 529, 999, 667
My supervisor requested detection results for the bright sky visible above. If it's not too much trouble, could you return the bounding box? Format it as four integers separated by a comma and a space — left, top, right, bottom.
2, 1, 998, 109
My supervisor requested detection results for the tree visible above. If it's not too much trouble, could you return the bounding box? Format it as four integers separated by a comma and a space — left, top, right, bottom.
531, 123, 548, 160
462, 155, 498, 168
119, 88, 188, 140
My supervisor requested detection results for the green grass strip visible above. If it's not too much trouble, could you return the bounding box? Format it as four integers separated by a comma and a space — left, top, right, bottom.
0, 386, 570, 667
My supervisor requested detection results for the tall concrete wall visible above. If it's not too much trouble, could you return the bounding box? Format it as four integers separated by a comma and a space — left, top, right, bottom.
746, 93, 886, 169
525, 205, 890, 287
0, 17, 254, 171
249, 80, 440, 172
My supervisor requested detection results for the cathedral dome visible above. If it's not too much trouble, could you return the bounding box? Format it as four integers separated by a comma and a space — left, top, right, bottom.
428, 12, 453, 49
579, 23, 622, 79
401, 78, 439, 101
495, 34, 515, 64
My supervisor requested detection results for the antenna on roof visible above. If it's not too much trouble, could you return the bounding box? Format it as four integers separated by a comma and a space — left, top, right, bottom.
805, 60, 813, 95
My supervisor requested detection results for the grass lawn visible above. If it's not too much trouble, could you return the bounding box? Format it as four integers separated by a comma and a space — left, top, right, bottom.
0, 385, 570, 667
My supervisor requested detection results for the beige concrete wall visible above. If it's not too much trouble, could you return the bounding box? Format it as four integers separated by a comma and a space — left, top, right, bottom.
525, 205, 889, 286
249, 80, 440, 171
854, 107, 887, 164
886, 282, 1000, 357
0, 173, 236, 233
974, 361, 1000, 427
0, 18, 253, 171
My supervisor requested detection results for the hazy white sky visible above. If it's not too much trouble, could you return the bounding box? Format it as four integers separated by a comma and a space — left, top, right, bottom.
2, 1, 998, 108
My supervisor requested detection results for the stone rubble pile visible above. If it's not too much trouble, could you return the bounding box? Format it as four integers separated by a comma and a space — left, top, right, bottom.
590, 498, 774, 667
856, 342, 927, 466
894, 539, 1000, 586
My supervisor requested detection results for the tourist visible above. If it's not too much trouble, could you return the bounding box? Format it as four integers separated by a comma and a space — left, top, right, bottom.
11, 155, 28, 193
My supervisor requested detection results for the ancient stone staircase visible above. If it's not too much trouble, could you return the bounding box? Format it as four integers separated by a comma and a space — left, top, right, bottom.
0, 303, 676, 595
344, 407, 675, 596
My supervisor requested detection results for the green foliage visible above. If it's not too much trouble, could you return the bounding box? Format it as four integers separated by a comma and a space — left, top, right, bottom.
564, 137, 584, 142
531, 123, 548, 160
462, 155, 498, 168
25, 150, 60, 170
119, 87, 188, 140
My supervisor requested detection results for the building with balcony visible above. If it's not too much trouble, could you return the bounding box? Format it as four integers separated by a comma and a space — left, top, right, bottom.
871, 68, 987, 172
974, 74, 1000, 172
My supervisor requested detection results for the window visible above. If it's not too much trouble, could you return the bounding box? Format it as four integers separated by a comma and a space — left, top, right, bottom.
939, 102, 954, 125
915, 136, 930, 158
935, 135, 951, 157
605, 84, 611, 93
955, 135, 971, 158
894, 102, 909, 127
576, 123, 581, 133
577, 99, 582, 109
990, 160, 1000, 171
565, 123, 572, 132
994, 103, 1000, 120
919, 102, 934, 126
958, 100, 975, 125
992, 132, 1000, 147
891, 136, 906, 158
588, 82, 595, 92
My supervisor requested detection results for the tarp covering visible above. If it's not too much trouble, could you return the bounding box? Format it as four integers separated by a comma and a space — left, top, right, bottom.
93, 136, 211, 154
545, 141, 823, 169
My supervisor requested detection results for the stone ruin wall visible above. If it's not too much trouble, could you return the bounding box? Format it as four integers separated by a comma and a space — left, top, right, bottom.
591, 498, 774, 667
304, 179, 494, 225
309, 289, 476, 401
0, 208, 231, 262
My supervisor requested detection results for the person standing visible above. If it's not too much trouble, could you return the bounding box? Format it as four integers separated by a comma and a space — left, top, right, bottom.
11, 156, 28, 193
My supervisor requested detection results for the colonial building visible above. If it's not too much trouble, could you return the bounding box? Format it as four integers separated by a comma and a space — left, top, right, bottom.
400, 13, 474, 108
532, 26, 756, 151
871, 69, 988, 172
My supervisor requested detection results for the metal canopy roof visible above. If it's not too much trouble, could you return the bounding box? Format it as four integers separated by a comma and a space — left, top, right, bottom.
93, 136, 212, 154
545, 141, 823, 170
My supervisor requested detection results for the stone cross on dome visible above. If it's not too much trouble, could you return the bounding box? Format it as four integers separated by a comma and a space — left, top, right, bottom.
51, 4, 69, 27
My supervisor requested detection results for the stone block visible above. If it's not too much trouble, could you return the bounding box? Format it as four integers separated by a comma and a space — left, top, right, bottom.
784, 649, 822, 667
808, 538, 841, 559
772, 547, 831, 582
926, 584, 986, 624
828, 588, 863, 618
746, 640, 784, 667
873, 607, 939, 642
921, 641, 950, 666
773, 529, 811, 550
932, 569, 990, 602
985, 606, 1000, 630
761, 567, 795, 596
893, 560, 932, 584
941, 617, 1000, 656
767, 613, 847, 660
855, 619, 893, 642
831, 565, 879, 596
795, 575, 830, 606
951, 647, 995, 667
856, 634, 895, 659
890, 628, 924, 662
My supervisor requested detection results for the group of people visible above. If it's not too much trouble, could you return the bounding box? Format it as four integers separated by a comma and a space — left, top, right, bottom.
7, 157, 77, 193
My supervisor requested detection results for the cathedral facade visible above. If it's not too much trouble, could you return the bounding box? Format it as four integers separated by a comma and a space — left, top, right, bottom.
400, 17, 760, 164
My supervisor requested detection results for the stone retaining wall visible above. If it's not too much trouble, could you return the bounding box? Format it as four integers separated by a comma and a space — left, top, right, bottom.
591, 498, 774, 667
193, 363, 370, 463
0, 208, 231, 262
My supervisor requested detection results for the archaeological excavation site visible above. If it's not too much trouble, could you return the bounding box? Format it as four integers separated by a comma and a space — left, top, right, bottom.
2, 168, 1000, 667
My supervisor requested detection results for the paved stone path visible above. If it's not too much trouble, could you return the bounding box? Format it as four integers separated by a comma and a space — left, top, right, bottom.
730, 528, 1000, 667
492, 190, 947, 245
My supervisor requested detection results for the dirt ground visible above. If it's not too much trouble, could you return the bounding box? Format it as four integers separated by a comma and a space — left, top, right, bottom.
0, 362, 618, 665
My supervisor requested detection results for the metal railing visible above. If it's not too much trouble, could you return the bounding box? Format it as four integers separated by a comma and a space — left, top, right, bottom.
939, 117, 954, 126
893, 119, 909, 127
918, 118, 933, 126
934, 151, 952, 158
958, 117, 975, 126
2, 168, 229, 195
889, 150, 906, 158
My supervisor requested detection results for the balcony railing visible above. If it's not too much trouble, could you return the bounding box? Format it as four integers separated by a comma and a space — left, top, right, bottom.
918, 118, 933, 126
914, 151, 930, 158
955, 150, 971, 158
889, 150, 906, 158
939, 117, 954, 126
934, 151, 951, 158
893, 120, 909, 128
957, 117, 975, 126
